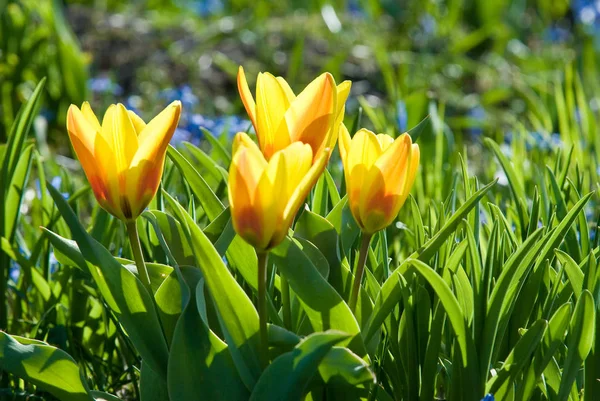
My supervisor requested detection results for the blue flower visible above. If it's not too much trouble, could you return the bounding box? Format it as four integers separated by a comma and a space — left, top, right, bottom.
88, 76, 123, 96
9, 261, 20, 283
396, 100, 408, 133
481, 394, 495, 401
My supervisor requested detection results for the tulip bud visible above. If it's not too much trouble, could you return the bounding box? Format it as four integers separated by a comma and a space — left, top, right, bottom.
66, 101, 182, 221
339, 125, 420, 234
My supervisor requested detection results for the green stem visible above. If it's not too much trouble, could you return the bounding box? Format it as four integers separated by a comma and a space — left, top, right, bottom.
257, 251, 269, 369
349, 232, 373, 313
0, 252, 7, 330
281, 274, 292, 330
126, 221, 152, 295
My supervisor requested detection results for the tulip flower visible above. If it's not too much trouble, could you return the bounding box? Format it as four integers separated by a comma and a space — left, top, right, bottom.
339, 125, 420, 235
228, 132, 329, 251
237, 66, 350, 161
228, 131, 330, 367
339, 125, 420, 312
66, 101, 182, 221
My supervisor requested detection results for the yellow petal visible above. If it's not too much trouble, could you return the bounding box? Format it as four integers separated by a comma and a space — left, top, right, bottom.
228, 134, 270, 248
396, 143, 420, 210
326, 80, 352, 150
376, 134, 394, 150
81, 102, 101, 132
237, 66, 258, 133
284, 73, 335, 158
128, 110, 146, 135
101, 104, 139, 175
344, 128, 383, 229
67, 105, 119, 217
276, 77, 296, 102
276, 145, 326, 246
255, 72, 292, 159
127, 101, 182, 211
359, 134, 412, 234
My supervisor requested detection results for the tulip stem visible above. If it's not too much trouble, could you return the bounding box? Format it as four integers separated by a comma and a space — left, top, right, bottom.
257, 251, 269, 369
126, 221, 152, 295
349, 232, 373, 314
281, 274, 292, 330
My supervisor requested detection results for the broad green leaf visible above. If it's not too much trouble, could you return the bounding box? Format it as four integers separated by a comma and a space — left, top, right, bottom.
165, 191, 261, 388
557, 290, 595, 401
45, 185, 169, 378
270, 236, 366, 356
0, 332, 93, 401
167, 145, 224, 221
167, 267, 248, 401
4, 143, 34, 241
249, 331, 349, 401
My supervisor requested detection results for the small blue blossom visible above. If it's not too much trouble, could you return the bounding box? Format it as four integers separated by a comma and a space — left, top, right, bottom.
481, 394, 495, 401
396, 100, 408, 133
9, 261, 20, 283
88, 76, 123, 96
467, 106, 485, 138
177, 0, 224, 17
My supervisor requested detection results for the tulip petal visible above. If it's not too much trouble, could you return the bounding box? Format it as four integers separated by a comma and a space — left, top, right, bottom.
101, 104, 139, 176
128, 110, 146, 135
255, 73, 292, 158
127, 101, 182, 211
283, 73, 335, 158
237, 66, 258, 132
67, 105, 119, 217
395, 144, 420, 210
276, 77, 296, 102
229, 133, 270, 248
81, 102, 101, 132
359, 134, 412, 233
277, 145, 326, 246
326, 80, 352, 150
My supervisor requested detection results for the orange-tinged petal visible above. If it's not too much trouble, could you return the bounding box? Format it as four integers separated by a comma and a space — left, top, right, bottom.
284, 73, 335, 158
396, 143, 420, 210
127, 101, 181, 211
255, 72, 292, 158
326, 80, 351, 150
228, 134, 270, 249
343, 128, 383, 230
359, 134, 412, 233
128, 110, 146, 135
277, 145, 327, 246
67, 105, 119, 217
228, 132, 268, 210
237, 66, 258, 132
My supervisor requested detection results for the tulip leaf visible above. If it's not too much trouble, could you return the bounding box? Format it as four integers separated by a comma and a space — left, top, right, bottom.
0, 332, 94, 401
140, 363, 169, 401
4, 143, 34, 242
167, 145, 225, 221
45, 184, 169, 378
270, 236, 366, 356
406, 115, 430, 141
557, 290, 595, 401
183, 141, 229, 184
318, 346, 375, 386
249, 331, 349, 401
167, 266, 248, 401
143, 210, 196, 266
164, 191, 262, 389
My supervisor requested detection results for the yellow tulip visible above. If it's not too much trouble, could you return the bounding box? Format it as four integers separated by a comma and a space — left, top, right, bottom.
66, 101, 182, 221
229, 132, 329, 250
237, 66, 351, 161
339, 125, 420, 235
